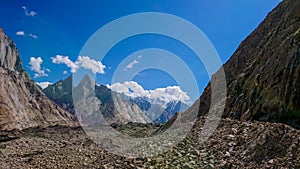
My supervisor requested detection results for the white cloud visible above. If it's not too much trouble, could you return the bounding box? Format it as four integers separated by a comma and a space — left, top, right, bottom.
45, 68, 51, 72
16, 31, 25, 36
28, 33, 38, 39
51, 55, 79, 73
16, 31, 38, 39
77, 56, 106, 74
125, 59, 139, 70
63, 70, 68, 75
51, 55, 106, 74
108, 81, 149, 98
149, 86, 190, 105
107, 81, 190, 106
22, 6, 37, 16
28, 57, 49, 78
124, 55, 143, 71
36, 82, 52, 89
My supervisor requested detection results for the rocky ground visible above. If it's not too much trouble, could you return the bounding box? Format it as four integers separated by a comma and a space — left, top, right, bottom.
190, 117, 300, 168
0, 117, 299, 169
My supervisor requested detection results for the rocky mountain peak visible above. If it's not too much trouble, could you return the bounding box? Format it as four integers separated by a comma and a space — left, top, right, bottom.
0, 28, 23, 72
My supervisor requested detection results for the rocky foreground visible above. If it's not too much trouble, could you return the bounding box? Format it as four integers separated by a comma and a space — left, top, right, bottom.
0, 117, 299, 169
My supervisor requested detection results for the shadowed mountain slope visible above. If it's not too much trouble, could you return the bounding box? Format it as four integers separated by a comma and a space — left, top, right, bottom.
194, 0, 300, 129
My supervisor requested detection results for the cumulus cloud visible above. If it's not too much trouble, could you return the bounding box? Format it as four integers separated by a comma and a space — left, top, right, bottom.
107, 81, 190, 106
36, 82, 52, 89
22, 6, 37, 16
51, 55, 106, 74
52, 55, 79, 73
77, 56, 106, 74
108, 81, 148, 98
16, 31, 25, 36
28, 57, 49, 78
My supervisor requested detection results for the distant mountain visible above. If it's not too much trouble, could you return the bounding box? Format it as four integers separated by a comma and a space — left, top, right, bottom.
130, 97, 151, 111
154, 100, 189, 123
190, 0, 300, 129
43, 75, 73, 113
0, 29, 77, 130
115, 93, 189, 123
43, 76, 152, 124
44, 76, 189, 124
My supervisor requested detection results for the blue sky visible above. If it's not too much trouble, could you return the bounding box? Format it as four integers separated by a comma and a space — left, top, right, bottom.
0, 0, 282, 103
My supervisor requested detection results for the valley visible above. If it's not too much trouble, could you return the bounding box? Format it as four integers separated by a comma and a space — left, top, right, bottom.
0, 0, 299, 168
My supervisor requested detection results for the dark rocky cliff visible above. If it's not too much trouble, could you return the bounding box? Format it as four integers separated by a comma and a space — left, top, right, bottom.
197, 0, 300, 128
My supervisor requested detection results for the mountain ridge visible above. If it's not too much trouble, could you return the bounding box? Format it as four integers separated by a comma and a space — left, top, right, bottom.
195, 0, 300, 129
43, 76, 189, 124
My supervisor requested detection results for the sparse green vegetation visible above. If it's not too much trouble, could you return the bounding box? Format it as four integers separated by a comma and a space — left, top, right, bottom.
294, 28, 300, 44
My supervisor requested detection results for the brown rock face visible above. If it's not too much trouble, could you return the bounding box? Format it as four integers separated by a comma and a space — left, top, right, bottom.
0, 29, 77, 130
0, 28, 22, 72
197, 0, 300, 128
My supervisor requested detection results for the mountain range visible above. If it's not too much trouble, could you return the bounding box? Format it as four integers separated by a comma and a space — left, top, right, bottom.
43, 75, 188, 124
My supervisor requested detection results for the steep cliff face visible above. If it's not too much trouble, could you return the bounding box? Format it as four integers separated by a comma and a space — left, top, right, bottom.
43, 75, 74, 113
197, 0, 300, 128
0, 29, 22, 72
0, 29, 77, 130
